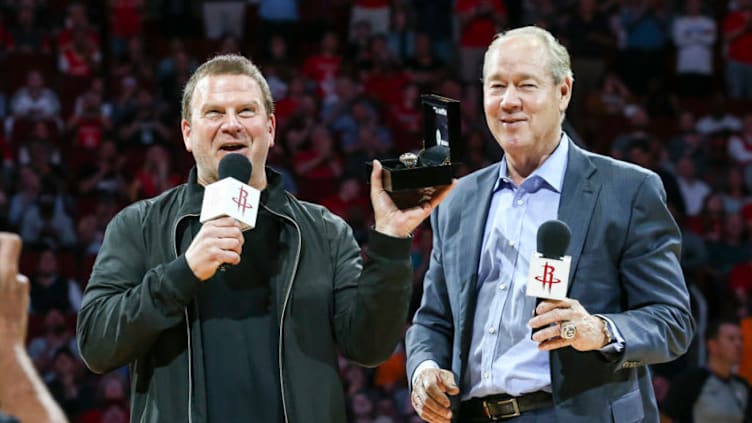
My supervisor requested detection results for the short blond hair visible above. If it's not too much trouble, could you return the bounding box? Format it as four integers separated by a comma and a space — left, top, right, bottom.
482, 26, 574, 85
181, 54, 274, 122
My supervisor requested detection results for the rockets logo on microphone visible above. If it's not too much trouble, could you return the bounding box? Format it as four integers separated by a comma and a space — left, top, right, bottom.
527, 253, 570, 300
232, 186, 254, 216
535, 261, 561, 293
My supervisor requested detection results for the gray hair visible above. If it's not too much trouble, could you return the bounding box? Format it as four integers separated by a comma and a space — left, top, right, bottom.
482, 26, 574, 85
181, 54, 274, 122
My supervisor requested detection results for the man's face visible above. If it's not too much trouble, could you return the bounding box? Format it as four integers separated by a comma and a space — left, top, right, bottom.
709, 323, 743, 366
181, 74, 276, 186
483, 36, 571, 159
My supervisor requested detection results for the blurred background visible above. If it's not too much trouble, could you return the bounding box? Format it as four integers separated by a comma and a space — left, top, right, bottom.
1, 0, 751, 421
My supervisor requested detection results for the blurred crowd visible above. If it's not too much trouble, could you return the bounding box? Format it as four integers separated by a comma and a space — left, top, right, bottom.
0, 0, 751, 422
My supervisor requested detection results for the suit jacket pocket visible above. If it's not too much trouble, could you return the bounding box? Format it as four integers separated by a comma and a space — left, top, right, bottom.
611, 389, 645, 423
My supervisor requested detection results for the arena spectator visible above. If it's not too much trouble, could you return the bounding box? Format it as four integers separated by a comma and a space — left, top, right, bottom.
728, 114, 752, 187
696, 94, 743, 135
722, 0, 752, 100
29, 249, 82, 315
454, 0, 507, 83
350, 0, 391, 39
127, 144, 180, 201
8, 70, 60, 124
559, 0, 615, 128
6, 5, 51, 54
19, 185, 77, 250
676, 155, 712, 217
662, 319, 751, 422
202, 0, 246, 40
56, 3, 99, 54
671, 0, 717, 98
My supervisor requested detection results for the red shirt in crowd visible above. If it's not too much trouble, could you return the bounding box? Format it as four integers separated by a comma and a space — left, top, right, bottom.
74, 116, 106, 149
302, 54, 341, 98
387, 101, 422, 152
363, 70, 412, 109
723, 10, 752, 64
111, 0, 143, 39
354, 0, 389, 8
455, 0, 506, 47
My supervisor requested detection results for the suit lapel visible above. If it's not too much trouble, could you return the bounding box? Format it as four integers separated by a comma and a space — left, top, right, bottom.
557, 142, 600, 295
457, 165, 498, 373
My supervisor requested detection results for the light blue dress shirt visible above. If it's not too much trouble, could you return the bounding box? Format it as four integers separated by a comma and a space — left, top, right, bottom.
462, 136, 569, 399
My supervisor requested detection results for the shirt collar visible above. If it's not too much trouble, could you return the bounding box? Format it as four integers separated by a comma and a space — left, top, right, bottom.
494, 133, 569, 193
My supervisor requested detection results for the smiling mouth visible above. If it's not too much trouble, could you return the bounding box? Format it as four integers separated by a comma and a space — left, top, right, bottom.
219, 144, 246, 152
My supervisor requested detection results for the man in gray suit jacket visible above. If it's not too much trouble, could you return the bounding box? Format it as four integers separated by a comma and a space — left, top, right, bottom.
405, 26, 694, 423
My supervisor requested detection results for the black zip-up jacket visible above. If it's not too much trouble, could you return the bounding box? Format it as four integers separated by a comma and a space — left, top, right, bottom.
77, 168, 413, 423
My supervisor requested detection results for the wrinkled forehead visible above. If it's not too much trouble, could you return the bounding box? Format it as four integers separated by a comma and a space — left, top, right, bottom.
192, 74, 262, 107
484, 37, 551, 80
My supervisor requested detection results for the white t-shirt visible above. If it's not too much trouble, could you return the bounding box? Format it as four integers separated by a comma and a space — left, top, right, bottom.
672, 15, 717, 75
678, 177, 711, 216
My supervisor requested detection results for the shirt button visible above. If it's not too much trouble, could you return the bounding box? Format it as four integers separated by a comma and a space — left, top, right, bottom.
484, 372, 490, 379
489, 327, 496, 334
516, 199, 524, 206
498, 283, 506, 290
508, 240, 515, 247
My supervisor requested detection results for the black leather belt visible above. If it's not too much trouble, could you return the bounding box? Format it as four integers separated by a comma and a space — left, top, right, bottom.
459, 391, 553, 421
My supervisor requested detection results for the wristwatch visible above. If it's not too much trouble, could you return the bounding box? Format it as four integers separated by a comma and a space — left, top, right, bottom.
596, 316, 614, 346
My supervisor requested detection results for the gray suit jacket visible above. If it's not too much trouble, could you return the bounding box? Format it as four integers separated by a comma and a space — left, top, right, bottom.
406, 140, 694, 423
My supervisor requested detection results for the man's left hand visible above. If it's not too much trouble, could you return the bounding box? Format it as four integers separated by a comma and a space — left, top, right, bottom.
0, 233, 29, 347
529, 298, 607, 351
370, 160, 455, 238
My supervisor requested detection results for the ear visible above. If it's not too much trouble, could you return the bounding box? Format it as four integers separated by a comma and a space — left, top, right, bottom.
267, 113, 277, 148
559, 76, 573, 114
181, 119, 192, 152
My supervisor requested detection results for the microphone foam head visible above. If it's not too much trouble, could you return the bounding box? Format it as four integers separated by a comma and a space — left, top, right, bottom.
218, 153, 252, 183
537, 220, 571, 259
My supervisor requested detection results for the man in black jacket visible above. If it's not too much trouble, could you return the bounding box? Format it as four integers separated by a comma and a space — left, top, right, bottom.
76, 54, 453, 423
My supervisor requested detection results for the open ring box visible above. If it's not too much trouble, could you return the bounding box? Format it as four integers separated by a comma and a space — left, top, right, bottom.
366, 94, 462, 209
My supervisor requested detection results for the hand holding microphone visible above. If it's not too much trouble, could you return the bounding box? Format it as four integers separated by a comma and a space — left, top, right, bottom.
185, 217, 244, 281
526, 220, 610, 351
186, 154, 258, 281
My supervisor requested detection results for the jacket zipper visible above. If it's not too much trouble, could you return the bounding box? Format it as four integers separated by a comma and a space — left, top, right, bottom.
173, 213, 199, 423
172, 206, 300, 423
262, 203, 301, 423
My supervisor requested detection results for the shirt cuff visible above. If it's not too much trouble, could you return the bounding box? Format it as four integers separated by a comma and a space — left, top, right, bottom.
594, 314, 625, 354
412, 359, 440, 388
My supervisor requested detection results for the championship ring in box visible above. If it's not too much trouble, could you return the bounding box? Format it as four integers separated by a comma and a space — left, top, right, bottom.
367, 94, 461, 209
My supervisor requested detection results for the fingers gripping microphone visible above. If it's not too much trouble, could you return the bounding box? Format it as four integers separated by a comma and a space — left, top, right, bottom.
527, 220, 572, 335
199, 154, 260, 230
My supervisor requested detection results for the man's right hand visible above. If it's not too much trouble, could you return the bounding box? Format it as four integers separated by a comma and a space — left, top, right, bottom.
411, 368, 460, 423
185, 217, 244, 281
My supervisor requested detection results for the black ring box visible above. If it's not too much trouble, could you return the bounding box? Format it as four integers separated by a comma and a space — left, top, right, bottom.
367, 94, 461, 209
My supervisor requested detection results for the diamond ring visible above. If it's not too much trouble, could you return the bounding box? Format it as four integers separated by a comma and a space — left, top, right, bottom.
399, 152, 419, 168
560, 321, 577, 340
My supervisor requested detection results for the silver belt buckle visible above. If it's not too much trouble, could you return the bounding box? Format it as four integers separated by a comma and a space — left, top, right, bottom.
483, 397, 521, 420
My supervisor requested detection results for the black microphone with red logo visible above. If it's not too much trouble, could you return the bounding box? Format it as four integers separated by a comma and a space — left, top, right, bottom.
527, 220, 572, 337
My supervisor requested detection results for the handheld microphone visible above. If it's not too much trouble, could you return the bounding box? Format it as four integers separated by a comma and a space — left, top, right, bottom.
199, 154, 260, 230
527, 220, 572, 336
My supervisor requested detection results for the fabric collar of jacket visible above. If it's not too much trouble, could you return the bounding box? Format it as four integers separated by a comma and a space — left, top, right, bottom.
179, 166, 292, 218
